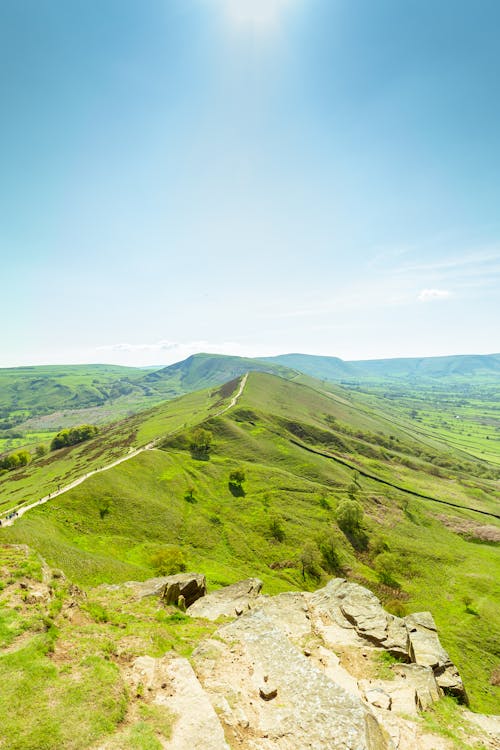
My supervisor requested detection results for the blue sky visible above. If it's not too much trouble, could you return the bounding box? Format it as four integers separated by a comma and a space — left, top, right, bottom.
1, 0, 499, 367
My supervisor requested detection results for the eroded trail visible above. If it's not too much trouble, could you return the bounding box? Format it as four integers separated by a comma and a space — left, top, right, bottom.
1, 374, 248, 527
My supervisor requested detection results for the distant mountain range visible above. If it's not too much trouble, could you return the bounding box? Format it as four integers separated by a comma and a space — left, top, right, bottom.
263, 352, 500, 381
1, 351, 499, 433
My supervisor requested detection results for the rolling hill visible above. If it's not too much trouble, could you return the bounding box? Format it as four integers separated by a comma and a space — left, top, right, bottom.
1, 371, 499, 713
265, 352, 500, 381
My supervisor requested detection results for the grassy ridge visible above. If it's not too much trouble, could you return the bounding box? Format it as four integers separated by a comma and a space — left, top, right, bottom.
2, 372, 499, 712
0, 379, 240, 515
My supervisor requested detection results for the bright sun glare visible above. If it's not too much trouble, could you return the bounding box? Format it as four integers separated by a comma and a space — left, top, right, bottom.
221, 0, 296, 31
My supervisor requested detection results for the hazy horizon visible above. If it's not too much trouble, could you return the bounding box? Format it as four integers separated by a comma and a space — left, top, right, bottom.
2, 346, 500, 371
2, 1, 499, 368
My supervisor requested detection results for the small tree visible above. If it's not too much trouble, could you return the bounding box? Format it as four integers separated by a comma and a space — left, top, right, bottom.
98, 498, 111, 519
374, 552, 399, 587
228, 467, 246, 496
317, 531, 340, 573
269, 516, 285, 542
189, 428, 213, 459
299, 542, 322, 580
35, 444, 47, 458
336, 499, 363, 534
184, 487, 196, 503
229, 468, 246, 486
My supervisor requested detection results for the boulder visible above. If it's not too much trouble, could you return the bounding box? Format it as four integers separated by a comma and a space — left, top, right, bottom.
404, 612, 448, 668
161, 574, 207, 608
365, 688, 392, 711
311, 579, 409, 658
404, 612, 467, 703
392, 664, 442, 710
187, 578, 262, 620
121, 573, 207, 607
250, 591, 312, 640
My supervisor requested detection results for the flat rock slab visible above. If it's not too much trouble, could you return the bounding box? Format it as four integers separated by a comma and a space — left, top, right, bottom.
127, 655, 230, 750
192, 609, 389, 750
187, 578, 263, 620
250, 592, 312, 640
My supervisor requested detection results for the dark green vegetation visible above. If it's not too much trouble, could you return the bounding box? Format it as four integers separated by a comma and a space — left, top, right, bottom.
1, 370, 499, 715
50, 424, 99, 451
0, 448, 31, 473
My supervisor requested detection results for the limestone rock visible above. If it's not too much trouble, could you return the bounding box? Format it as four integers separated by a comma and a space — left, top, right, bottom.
311, 579, 409, 658
192, 608, 389, 750
161, 574, 207, 608
404, 612, 448, 668
365, 688, 392, 711
392, 664, 442, 710
250, 591, 312, 640
127, 655, 230, 750
120, 573, 207, 607
187, 578, 262, 620
405, 612, 467, 703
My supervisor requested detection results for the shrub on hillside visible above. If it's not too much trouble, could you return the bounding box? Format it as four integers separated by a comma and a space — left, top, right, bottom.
269, 516, 285, 542
150, 546, 187, 576
336, 498, 369, 550
189, 428, 213, 459
0, 449, 32, 472
50, 424, 99, 451
317, 530, 341, 573
336, 498, 364, 534
374, 552, 400, 587
229, 467, 246, 496
299, 542, 322, 580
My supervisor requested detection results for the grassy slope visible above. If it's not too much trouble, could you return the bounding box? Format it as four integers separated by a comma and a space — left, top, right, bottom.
0, 354, 297, 452
266, 353, 500, 467
266, 352, 500, 379
0, 379, 240, 515
0, 545, 217, 750
1, 372, 499, 711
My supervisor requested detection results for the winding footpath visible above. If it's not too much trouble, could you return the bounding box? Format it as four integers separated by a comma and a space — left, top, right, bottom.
1, 374, 248, 528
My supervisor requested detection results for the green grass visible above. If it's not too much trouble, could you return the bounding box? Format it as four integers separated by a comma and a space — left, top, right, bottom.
0, 544, 218, 750
1, 371, 499, 714
0, 379, 241, 515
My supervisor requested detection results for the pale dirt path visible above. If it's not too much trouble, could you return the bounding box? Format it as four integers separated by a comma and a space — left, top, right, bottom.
1, 374, 248, 528
214, 373, 248, 416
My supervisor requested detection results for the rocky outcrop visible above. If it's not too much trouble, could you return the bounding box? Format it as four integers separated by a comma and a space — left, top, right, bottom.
116, 573, 207, 607
405, 612, 467, 703
192, 608, 389, 750
310, 579, 409, 658
187, 577, 262, 620
109, 574, 471, 747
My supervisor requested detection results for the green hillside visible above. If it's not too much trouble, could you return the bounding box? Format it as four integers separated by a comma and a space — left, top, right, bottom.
1, 371, 499, 712
265, 352, 500, 381
141, 353, 298, 396
266, 354, 500, 467
0, 355, 297, 454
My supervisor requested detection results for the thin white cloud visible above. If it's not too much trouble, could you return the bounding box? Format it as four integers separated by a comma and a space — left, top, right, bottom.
417, 288, 451, 302
96, 340, 179, 354
93, 339, 276, 366
394, 249, 500, 276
